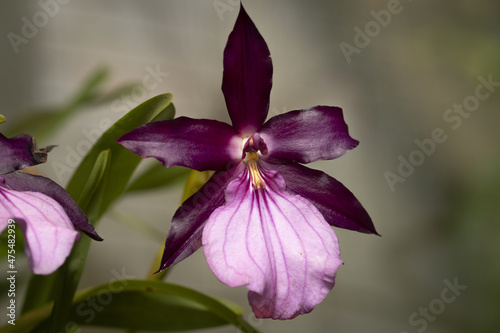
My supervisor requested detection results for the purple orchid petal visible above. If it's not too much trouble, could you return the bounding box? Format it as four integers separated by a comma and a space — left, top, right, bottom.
222, 4, 273, 136
118, 117, 242, 172
159, 164, 244, 271
0, 185, 79, 275
202, 168, 343, 319
0, 133, 54, 174
259, 106, 359, 164
263, 162, 378, 235
2, 172, 102, 240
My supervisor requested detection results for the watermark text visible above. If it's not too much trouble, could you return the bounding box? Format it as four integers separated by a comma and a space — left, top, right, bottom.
5, 219, 17, 325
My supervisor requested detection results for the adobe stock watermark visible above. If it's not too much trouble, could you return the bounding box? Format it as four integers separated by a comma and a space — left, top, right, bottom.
339, 0, 415, 64
5, 219, 17, 326
51, 64, 169, 182
212, 0, 239, 22
384, 74, 499, 192
60, 267, 135, 333
7, 0, 72, 54
401, 277, 467, 333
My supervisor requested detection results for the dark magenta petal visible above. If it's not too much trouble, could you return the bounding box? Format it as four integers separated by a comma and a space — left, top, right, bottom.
159, 164, 244, 271
1, 171, 102, 240
259, 106, 359, 164
263, 162, 378, 235
222, 4, 273, 136
0, 133, 54, 174
117, 117, 242, 172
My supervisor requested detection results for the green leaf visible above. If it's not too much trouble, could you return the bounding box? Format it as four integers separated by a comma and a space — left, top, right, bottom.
48, 147, 113, 332
0, 302, 53, 333
82, 291, 230, 330
20, 271, 55, 315
126, 163, 189, 193
77, 149, 111, 212
47, 94, 175, 332
69, 280, 257, 332
0, 114, 5, 124
2, 280, 259, 333
66, 93, 175, 219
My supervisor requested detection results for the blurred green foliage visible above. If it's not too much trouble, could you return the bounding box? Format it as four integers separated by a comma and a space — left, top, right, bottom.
4, 67, 137, 143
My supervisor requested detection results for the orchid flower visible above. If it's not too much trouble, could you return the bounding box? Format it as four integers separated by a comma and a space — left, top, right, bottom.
0, 133, 101, 275
118, 4, 376, 319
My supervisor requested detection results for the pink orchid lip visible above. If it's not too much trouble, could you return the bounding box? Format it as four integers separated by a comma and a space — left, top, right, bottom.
202, 166, 343, 319
0, 186, 79, 275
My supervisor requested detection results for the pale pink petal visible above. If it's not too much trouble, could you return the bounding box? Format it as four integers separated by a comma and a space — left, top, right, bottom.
0, 186, 79, 275
202, 167, 343, 319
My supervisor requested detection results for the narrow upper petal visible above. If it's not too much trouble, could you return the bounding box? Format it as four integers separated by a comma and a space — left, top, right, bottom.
258, 106, 359, 164
118, 117, 242, 172
0, 185, 79, 275
202, 167, 343, 319
1, 172, 102, 240
263, 162, 378, 235
222, 4, 273, 136
159, 164, 244, 271
0, 133, 54, 174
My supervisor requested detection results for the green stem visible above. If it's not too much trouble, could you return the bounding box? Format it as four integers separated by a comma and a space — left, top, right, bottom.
48, 150, 110, 332
48, 237, 91, 332
21, 274, 57, 314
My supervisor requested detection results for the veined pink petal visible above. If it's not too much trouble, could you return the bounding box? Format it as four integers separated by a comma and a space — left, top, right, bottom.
2, 171, 101, 240
0, 186, 79, 275
202, 167, 343, 319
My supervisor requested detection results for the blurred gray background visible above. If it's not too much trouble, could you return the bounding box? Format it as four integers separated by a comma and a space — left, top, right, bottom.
1, 1, 499, 332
